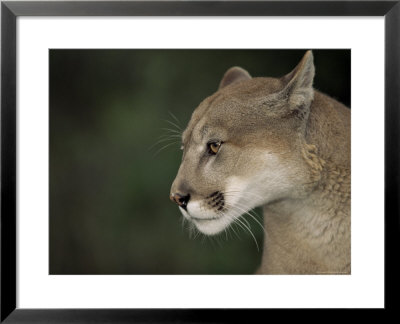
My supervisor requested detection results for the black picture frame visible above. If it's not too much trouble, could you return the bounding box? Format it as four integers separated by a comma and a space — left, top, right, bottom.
1, 0, 399, 322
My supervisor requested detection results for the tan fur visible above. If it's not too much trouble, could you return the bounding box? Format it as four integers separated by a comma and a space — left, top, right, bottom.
170, 51, 350, 274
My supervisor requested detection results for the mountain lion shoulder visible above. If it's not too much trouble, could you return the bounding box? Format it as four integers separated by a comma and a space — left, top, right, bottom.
170, 51, 350, 274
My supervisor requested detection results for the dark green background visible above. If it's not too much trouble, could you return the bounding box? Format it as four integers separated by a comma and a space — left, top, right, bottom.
50, 49, 350, 274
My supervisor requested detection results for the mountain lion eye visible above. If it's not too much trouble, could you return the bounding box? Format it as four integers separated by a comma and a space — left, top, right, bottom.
208, 142, 221, 155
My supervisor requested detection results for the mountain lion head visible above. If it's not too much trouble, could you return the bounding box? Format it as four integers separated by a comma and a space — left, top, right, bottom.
170, 51, 323, 235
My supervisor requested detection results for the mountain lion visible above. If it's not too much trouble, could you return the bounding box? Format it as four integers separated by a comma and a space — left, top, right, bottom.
170, 51, 350, 274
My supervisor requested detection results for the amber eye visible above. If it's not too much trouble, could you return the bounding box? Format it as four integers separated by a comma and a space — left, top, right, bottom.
208, 142, 221, 155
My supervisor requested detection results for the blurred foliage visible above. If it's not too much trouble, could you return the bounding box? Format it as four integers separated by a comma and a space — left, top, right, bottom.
49, 49, 350, 274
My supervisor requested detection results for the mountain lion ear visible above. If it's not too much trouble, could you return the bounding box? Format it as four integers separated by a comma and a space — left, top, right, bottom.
219, 66, 252, 89
279, 50, 315, 115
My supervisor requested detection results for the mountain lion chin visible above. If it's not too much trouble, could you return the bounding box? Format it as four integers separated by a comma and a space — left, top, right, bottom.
191, 217, 229, 236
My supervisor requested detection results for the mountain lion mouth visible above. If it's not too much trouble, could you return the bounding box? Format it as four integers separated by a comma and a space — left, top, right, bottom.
180, 191, 226, 220
191, 216, 221, 222
182, 209, 228, 236
179, 207, 222, 221
178, 189, 259, 236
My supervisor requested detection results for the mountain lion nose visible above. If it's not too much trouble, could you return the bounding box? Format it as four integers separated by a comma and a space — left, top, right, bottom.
170, 193, 190, 209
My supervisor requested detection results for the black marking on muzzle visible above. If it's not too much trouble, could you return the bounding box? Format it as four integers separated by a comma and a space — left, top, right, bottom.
208, 191, 220, 198
207, 191, 225, 211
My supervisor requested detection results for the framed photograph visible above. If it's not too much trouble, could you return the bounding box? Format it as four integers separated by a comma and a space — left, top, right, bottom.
1, 0, 398, 322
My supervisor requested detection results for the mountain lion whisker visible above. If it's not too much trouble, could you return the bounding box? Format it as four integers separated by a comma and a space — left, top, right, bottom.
152, 141, 181, 157
161, 127, 182, 135
224, 202, 266, 234
149, 136, 181, 151
168, 111, 183, 128
164, 119, 182, 132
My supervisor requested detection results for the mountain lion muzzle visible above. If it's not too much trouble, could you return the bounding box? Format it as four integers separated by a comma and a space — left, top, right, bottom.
170, 51, 350, 274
